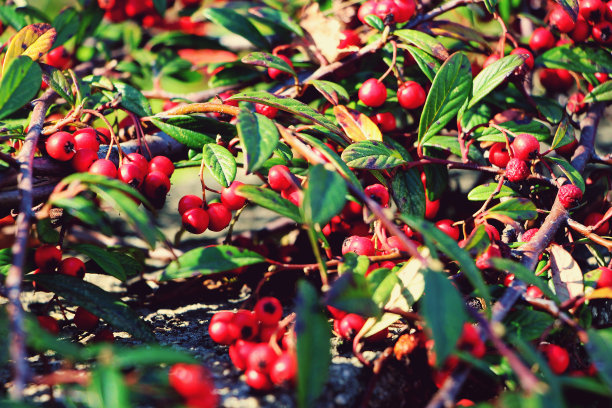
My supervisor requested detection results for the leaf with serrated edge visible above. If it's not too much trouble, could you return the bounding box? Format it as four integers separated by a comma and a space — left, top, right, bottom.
242, 52, 295, 77
341, 140, 406, 169
334, 105, 382, 142
418, 52, 472, 146
549, 245, 584, 303
2, 23, 56, 76
202, 143, 236, 188
236, 185, 302, 223
469, 54, 525, 109
237, 110, 279, 173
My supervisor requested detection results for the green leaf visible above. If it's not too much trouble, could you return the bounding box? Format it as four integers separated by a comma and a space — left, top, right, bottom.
325, 272, 379, 317
202, 143, 236, 188
51, 196, 109, 233
364, 14, 385, 31
489, 258, 559, 302
229, 91, 344, 137
0, 248, 12, 277
467, 183, 518, 201
341, 140, 407, 169
395, 29, 449, 60
537, 44, 612, 74
107, 82, 151, 117
0, 6, 27, 30
152, 0, 166, 15
202, 8, 269, 50
418, 52, 472, 146
242, 52, 295, 77
532, 96, 563, 124
52, 7, 79, 49
41, 65, 74, 105
70, 244, 126, 282
236, 110, 279, 173
249, 7, 304, 36
391, 169, 425, 218
87, 364, 130, 408
585, 328, 612, 390
468, 54, 525, 109
583, 80, 612, 103
545, 156, 585, 192
423, 135, 485, 163
114, 346, 197, 368
150, 115, 235, 150
550, 116, 575, 150
487, 198, 538, 221
505, 309, 555, 341
210, 65, 261, 87
401, 215, 491, 310
235, 185, 302, 222
0, 56, 42, 120
483, 0, 498, 14
295, 281, 331, 408
307, 80, 350, 105
31, 274, 155, 342
473, 119, 550, 142
422, 270, 467, 366
161, 245, 266, 281
403, 45, 440, 82
302, 164, 347, 226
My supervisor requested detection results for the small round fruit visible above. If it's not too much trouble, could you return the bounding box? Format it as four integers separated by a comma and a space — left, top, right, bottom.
58, 257, 86, 279
269, 351, 297, 386
168, 363, 215, 398
254, 297, 283, 326
512, 133, 540, 161
371, 112, 396, 132
338, 29, 361, 49
488, 142, 510, 167
539, 68, 574, 93
143, 170, 171, 199
526, 285, 544, 298
342, 235, 375, 256
182, 208, 209, 234
229, 339, 256, 370
398, 81, 426, 109
73, 307, 99, 331
208, 319, 239, 345
424, 196, 440, 220
596, 267, 612, 288
567, 92, 586, 113
220, 181, 247, 210
435, 219, 460, 240
580, 0, 605, 23
558, 184, 583, 208
178, 195, 203, 215
45, 45, 71, 70
542, 344, 570, 374
358, 0, 378, 24
375, 0, 400, 23
358, 78, 388, 107
268, 55, 293, 80
73, 128, 100, 151
584, 212, 609, 235
34, 244, 62, 271
268, 165, 293, 191
234, 310, 259, 341
125, 152, 149, 174
338, 313, 366, 340
46, 131, 76, 161
71, 149, 99, 172
386, 236, 414, 252
529, 27, 555, 52
522, 228, 539, 242
510, 47, 534, 69
505, 158, 530, 182
393, 0, 416, 22
245, 369, 273, 391
483, 54, 501, 68
206, 202, 232, 232
570, 16, 592, 42
118, 162, 145, 188
89, 159, 117, 178
255, 103, 278, 119
148, 155, 174, 177
549, 6, 576, 32
475, 245, 501, 269
247, 343, 278, 374
364, 183, 390, 207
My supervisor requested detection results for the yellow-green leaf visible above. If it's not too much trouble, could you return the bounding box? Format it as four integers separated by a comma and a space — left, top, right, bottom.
2, 23, 57, 76
333, 105, 382, 142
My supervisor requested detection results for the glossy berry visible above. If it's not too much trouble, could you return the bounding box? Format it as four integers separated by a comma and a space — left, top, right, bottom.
539, 68, 574, 93
386, 236, 414, 252
505, 158, 530, 182
229, 339, 256, 370
71, 149, 99, 172
46, 131, 76, 161
254, 297, 283, 326
398, 81, 426, 109
504, 273, 515, 287
512, 133, 540, 161
425, 196, 440, 220
281, 184, 302, 206
393, 0, 416, 22
358, 0, 378, 24
558, 184, 583, 208
483, 54, 500, 68
37, 316, 60, 335
595, 72, 609, 83
220, 182, 245, 211
143, 170, 171, 198
182, 208, 209, 234
118, 162, 145, 188
178, 195, 203, 215
526, 285, 544, 298
268, 165, 293, 191
475, 245, 501, 269
542, 344, 570, 374
247, 343, 278, 373
570, 16, 592, 42
364, 184, 390, 207
510, 48, 534, 69
342, 235, 375, 256
371, 112, 396, 132
435, 219, 460, 240
592, 21, 612, 44
375, 0, 400, 23
34, 244, 62, 271
268, 55, 293, 80
255, 103, 278, 119
522, 228, 539, 242
206, 202, 232, 232
529, 28, 555, 52
338, 29, 361, 49
580, 0, 605, 22
488, 142, 510, 167
89, 159, 117, 178
45, 45, 71, 70
125, 152, 149, 174
234, 309, 259, 341
567, 92, 586, 113
245, 369, 273, 391
459, 323, 485, 358
73, 128, 100, 151
73, 307, 99, 331
168, 363, 216, 399
269, 352, 297, 386
58, 257, 86, 279
359, 78, 388, 107
549, 6, 576, 32
338, 313, 366, 340
596, 267, 612, 288
208, 318, 239, 345
584, 212, 609, 235
555, 136, 578, 157
148, 155, 174, 177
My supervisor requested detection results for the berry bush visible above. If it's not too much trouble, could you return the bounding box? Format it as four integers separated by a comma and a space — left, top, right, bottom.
0, 0, 612, 407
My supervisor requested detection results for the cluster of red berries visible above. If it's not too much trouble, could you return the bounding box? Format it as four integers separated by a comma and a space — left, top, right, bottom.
358, 78, 427, 112
208, 297, 297, 391
178, 180, 246, 234
487, 133, 540, 183
358, 0, 416, 25
548, 0, 612, 45
329, 306, 389, 342
168, 363, 218, 408
267, 164, 302, 206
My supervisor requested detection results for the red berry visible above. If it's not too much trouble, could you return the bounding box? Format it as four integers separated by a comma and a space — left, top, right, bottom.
37, 315, 60, 335
386, 236, 414, 252
182, 208, 209, 234
45, 45, 71, 70
234, 309, 259, 341
46, 131, 76, 161
148, 155, 174, 177
358, 0, 378, 24
596, 267, 612, 288
488, 142, 510, 167
558, 184, 583, 208
512, 133, 540, 161
220, 181, 247, 210
555, 136, 578, 157
342, 235, 375, 256
73, 128, 100, 151
268, 55, 293, 80
268, 165, 293, 191
595, 72, 609, 83
549, 6, 576, 32
245, 369, 273, 390
567, 92, 586, 113
522, 228, 539, 242
124, 152, 149, 174
281, 184, 302, 206
484, 224, 501, 241
510, 48, 534, 69
364, 183, 390, 207
529, 27, 555, 52
178, 195, 203, 215
143, 170, 171, 199
359, 78, 388, 107
425, 196, 440, 220
504, 273, 515, 287
570, 16, 592, 42
255, 103, 278, 119
393, 0, 416, 22
580, 0, 605, 23
94, 329, 115, 343
483, 54, 500, 68
398, 81, 426, 109
247, 343, 278, 374
505, 158, 530, 182
168, 363, 216, 399
34, 244, 62, 271
542, 344, 570, 374
73, 307, 99, 331
375, 0, 400, 23
206, 202, 232, 232
526, 285, 544, 298
338, 313, 366, 340
89, 159, 117, 178
269, 351, 297, 386
435, 219, 460, 240
208, 319, 239, 345
338, 29, 361, 49
71, 149, 99, 172
58, 257, 86, 279
371, 112, 396, 132
254, 297, 283, 326
539, 68, 574, 93
118, 162, 145, 189
584, 212, 609, 235
229, 339, 256, 370
475, 245, 501, 269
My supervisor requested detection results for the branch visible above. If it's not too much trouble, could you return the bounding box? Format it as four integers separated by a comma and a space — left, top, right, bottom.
408, 0, 476, 28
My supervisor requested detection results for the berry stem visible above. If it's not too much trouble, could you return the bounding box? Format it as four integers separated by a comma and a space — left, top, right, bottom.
306, 225, 329, 290
377, 40, 398, 83
82, 109, 124, 165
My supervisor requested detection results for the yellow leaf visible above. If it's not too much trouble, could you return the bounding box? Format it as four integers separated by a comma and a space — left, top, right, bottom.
585, 287, 612, 300
2, 23, 57, 77
333, 105, 382, 142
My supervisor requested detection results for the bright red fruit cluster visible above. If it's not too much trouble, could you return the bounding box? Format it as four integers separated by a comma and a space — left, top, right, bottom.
168, 363, 218, 408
